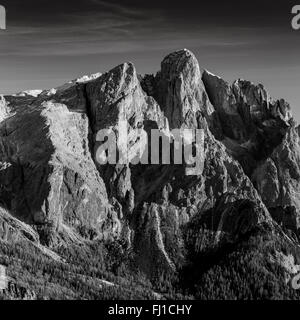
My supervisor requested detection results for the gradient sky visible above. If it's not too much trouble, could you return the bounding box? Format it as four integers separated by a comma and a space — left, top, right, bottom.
0, 0, 299, 119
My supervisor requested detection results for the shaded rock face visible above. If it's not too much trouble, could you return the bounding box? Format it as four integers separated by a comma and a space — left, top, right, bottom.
0, 48, 298, 277
0, 207, 39, 243
252, 126, 300, 230
202, 71, 292, 143
202, 71, 292, 174
184, 197, 266, 255
202, 69, 300, 233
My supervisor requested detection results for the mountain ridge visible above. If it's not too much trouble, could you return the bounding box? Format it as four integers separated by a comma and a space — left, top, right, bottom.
0, 48, 300, 300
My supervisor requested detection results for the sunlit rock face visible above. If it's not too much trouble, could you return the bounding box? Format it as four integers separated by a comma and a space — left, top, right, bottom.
0, 98, 115, 246
154, 49, 214, 130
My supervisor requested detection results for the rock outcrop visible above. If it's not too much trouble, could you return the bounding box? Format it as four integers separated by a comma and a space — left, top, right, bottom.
0, 94, 115, 246
202, 68, 300, 233
252, 126, 300, 230
155, 49, 214, 129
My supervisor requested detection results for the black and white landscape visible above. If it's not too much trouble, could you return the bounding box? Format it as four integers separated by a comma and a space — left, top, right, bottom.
0, 0, 300, 300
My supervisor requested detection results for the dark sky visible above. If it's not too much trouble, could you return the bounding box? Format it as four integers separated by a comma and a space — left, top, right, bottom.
0, 0, 299, 119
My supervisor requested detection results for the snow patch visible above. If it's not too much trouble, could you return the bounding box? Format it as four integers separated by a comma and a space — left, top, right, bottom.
204, 69, 222, 80
44, 72, 102, 96
14, 90, 43, 97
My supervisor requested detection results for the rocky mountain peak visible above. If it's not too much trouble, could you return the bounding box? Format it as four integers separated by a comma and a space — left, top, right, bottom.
153, 49, 214, 130
1, 49, 300, 298
160, 49, 200, 80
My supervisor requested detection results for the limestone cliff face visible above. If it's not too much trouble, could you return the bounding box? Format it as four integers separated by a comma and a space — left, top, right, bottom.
202, 68, 300, 233
252, 126, 300, 230
153, 49, 214, 129
0, 93, 114, 245
0, 48, 298, 276
87, 49, 271, 274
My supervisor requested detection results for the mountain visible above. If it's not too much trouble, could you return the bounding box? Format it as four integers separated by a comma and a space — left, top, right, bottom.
0, 49, 300, 300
